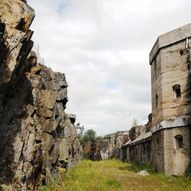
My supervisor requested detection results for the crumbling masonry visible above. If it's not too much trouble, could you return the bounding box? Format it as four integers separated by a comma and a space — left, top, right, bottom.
121, 23, 191, 176
101, 23, 191, 176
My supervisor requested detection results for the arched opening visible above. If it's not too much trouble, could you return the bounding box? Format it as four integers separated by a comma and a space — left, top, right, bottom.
172, 84, 181, 98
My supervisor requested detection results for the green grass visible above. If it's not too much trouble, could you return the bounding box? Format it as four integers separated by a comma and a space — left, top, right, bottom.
123, 161, 155, 174
38, 160, 191, 191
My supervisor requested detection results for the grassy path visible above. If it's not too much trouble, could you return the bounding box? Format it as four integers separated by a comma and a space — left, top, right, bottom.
40, 160, 191, 191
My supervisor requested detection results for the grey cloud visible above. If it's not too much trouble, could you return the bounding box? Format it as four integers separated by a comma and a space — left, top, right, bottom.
28, 0, 191, 135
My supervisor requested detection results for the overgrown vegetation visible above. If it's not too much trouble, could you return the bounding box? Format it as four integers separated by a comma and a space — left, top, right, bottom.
38, 160, 191, 191
126, 161, 155, 174
78, 129, 103, 160
79, 129, 103, 144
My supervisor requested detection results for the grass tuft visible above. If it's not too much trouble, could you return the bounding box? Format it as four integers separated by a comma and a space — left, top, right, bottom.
105, 179, 121, 188
127, 162, 155, 174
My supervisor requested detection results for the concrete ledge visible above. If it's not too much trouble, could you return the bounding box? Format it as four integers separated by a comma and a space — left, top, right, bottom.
152, 115, 191, 133
122, 132, 152, 147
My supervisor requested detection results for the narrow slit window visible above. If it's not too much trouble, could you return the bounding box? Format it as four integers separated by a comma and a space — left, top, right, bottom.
153, 59, 157, 79
155, 94, 158, 108
154, 60, 156, 72
175, 135, 183, 149
173, 84, 181, 98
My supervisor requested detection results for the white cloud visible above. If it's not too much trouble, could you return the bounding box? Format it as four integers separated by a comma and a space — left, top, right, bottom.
28, 0, 191, 135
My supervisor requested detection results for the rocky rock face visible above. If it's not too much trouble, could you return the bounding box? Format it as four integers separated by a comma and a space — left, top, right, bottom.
0, 0, 82, 190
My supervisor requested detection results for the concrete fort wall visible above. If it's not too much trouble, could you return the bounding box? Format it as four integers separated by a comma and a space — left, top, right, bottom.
120, 23, 191, 176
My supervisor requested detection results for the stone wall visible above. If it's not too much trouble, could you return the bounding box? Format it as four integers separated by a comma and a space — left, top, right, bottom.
0, 0, 82, 190
150, 23, 191, 175
151, 130, 164, 172
122, 137, 152, 164
151, 127, 191, 175
121, 117, 152, 164
82, 131, 129, 161
97, 131, 129, 160
163, 127, 190, 175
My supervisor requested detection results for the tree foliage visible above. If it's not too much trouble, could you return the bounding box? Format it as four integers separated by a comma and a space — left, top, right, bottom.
83, 129, 96, 142
132, 118, 139, 127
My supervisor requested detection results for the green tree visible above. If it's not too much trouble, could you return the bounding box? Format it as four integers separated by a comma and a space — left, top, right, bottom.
95, 136, 103, 142
83, 129, 96, 142
132, 118, 139, 127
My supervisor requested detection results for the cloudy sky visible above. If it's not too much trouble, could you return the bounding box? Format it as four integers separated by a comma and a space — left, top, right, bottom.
28, 0, 191, 135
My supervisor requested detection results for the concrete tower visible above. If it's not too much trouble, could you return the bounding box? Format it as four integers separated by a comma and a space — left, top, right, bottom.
150, 23, 191, 175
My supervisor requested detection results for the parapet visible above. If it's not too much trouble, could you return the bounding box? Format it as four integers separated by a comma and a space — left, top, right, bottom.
149, 23, 191, 64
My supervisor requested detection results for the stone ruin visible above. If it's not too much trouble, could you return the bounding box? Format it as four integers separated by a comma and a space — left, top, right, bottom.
1, 2, 191, 189
108, 23, 191, 176
90, 23, 191, 177
90, 131, 129, 160
95, 24, 191, 176
0, 0, 82, 190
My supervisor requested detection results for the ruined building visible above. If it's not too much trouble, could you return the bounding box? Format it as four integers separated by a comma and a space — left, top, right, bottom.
97, 131, 129, 160
150, 23, 191, 175
121, 23, 191, 176
121, 115, 152, 164
79, 23, 191, 176
0, 0, 82, 190
82, 130, 129, 161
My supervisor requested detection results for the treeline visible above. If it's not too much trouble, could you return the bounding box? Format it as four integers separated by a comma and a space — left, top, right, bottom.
78, 129, 103, 160
79, 129, 103, 144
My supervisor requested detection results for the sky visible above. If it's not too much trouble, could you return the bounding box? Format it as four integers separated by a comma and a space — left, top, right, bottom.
28, 0, 191, 135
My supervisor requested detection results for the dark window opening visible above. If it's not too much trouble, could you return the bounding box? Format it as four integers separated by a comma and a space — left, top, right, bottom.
35, 140, 42, 144
173, 84, 181, 98
175, 135, 183, 149
155, 94, 158, 108
153, 59, 156, 71
0, 23, 5, 36
179, 49, 184, 56
157, 138, 160, 145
